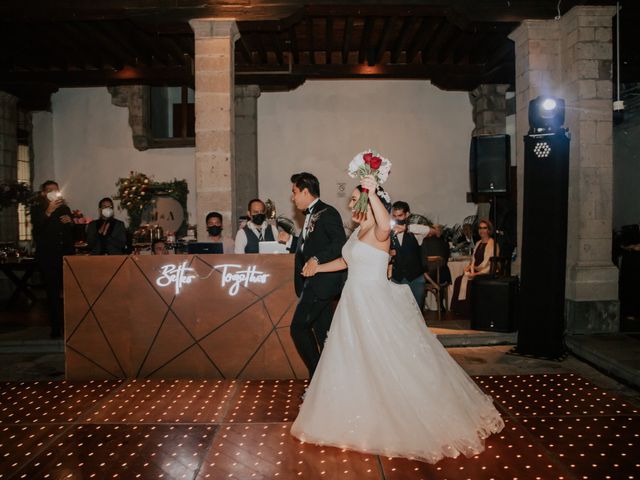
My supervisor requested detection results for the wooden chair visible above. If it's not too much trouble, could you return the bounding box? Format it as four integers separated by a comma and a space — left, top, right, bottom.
424, 256, 448, 322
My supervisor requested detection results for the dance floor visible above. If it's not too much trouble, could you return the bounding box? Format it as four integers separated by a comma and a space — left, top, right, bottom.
0, 373, 638, 479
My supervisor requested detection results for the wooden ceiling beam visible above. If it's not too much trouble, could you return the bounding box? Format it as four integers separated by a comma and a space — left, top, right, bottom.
272, 32, 285, 65
437, 27, 465, 64
288, 24, 299, 64
341, 16, 353, 64
421, 22, 454, 64
406, 18, 440, 64
127, 24, 170, 67
236, 35, 253, 64
325, 16, 333, 64
256, 33, 269, 64
390, 16, 415, 64
73, 21, 136, 68
486, 39, 514, 70
307, 17, 315, 65
60, 22, 111, 69
375, 15, 395, 65
0, 64, 193, 86
101, 21, 149, 66
358, 17, 374, 65
236, 62, 486, 77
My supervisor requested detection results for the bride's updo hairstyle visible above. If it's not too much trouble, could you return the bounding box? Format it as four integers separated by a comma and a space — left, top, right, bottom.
356, 185, 392, 213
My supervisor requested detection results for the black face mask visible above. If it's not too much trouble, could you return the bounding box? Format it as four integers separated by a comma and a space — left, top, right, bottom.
207, 226, 222, 237
252, 214, 266, 226
395, 219, 407, 225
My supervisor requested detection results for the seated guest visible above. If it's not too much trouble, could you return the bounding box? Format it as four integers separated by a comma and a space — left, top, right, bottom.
86, 197, 127, 255
389, 201, 433, 309
234, 199, 280, 254
152, 239, 169, 255
205, 211, 235, 253
422, 224, 452, 311
450, 219, 497, 317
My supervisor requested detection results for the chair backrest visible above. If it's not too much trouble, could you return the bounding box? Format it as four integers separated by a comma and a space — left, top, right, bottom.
490, 256, 511, 277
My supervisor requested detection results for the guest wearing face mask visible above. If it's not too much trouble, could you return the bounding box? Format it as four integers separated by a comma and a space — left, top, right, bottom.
31, 180, 75, 338
389, 200, 434, 310
205, 211, 235, 253
234, 199, 280, 254
86, 197, 127, 255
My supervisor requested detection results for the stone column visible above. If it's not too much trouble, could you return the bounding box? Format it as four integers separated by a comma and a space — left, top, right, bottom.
469, 84, 510, 136
0, 91, 18, 243
560, 6, 618, 332
189, 19, 239, 241
509, 5, 618, 333
234, 85, 260, 226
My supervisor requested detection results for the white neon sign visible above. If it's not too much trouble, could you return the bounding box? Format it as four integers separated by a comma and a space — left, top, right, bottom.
215, 264, 270, 296
155, 262, 197, 295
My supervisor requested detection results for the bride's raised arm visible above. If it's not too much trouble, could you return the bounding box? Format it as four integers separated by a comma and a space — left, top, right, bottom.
361, 175, 391, 242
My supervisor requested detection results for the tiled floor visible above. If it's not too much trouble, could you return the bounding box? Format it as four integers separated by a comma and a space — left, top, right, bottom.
0, 373, 638, 480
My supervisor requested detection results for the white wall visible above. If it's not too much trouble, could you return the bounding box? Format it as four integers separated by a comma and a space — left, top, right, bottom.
32, 81, 478, 232
258, 80, 477, 230
32, 88, 196, 225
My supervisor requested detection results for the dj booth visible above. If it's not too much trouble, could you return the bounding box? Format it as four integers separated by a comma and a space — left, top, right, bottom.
63, 254, 306, 380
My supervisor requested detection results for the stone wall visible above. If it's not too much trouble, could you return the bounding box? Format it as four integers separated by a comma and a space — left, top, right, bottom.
0, 91, 18, 244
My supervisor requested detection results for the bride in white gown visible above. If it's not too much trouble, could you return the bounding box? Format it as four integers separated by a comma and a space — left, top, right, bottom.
290, 175, 504, 463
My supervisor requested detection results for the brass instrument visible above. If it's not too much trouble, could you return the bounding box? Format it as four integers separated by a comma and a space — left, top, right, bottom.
265, 198, 276, 220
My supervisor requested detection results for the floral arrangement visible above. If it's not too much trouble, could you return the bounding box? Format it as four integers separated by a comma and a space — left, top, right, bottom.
114, 171, 189, 236
347, 149, 392, 213
114, 171, 152, 212
0, 181, 35, 210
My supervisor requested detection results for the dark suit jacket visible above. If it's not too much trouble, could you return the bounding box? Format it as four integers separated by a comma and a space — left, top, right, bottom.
31, 201, 75, 263
86, 218, 128, 255
294, 200, 347, 299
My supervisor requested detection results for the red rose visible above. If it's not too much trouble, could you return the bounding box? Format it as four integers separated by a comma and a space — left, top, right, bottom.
363, 152, 373, 165
369, 156, 382, 170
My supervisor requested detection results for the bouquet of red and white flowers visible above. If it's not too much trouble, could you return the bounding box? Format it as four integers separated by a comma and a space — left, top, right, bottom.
347, 149, 392, 213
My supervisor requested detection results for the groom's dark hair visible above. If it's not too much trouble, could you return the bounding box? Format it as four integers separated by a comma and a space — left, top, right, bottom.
392, 201, 410, 214
290, 172, 320, 197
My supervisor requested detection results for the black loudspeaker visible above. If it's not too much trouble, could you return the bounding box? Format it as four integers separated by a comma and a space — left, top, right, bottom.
470, 276, 519, 332
469, 134, 511, 194
516, 132, 570, 358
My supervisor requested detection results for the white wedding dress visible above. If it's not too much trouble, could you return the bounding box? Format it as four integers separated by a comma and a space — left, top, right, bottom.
291, 227, 504, 463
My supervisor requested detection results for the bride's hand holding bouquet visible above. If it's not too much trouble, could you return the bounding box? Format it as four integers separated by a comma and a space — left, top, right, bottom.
348, 149, 392, 219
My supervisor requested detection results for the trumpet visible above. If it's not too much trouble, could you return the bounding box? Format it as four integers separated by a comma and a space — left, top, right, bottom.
265, 198, 277, 220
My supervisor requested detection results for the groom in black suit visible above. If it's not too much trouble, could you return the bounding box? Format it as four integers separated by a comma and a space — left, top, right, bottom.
290, 172, 346, 378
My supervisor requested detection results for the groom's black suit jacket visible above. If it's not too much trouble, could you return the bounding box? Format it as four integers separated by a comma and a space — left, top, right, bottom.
294, 200, 347, 299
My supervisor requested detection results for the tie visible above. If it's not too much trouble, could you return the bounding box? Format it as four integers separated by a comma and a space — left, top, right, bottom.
302, 208, 311, 215
257, 228, 263, 241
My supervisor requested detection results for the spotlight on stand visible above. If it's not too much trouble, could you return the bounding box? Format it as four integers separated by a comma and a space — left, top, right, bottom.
517, 95, 570, 359
528, 96, 565, 133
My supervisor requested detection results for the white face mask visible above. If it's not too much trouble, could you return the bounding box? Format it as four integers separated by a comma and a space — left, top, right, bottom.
46, 190, 61, 202
101, 207, 114, 218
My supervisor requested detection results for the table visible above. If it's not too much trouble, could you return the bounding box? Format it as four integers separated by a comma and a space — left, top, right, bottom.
0, 258, 38, 308
63, 254, 305, 380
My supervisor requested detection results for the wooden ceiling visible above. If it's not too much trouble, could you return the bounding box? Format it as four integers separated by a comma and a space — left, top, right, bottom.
0, 0, 637, 110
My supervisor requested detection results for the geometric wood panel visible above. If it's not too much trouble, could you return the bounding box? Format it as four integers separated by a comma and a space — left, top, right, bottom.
64, 254, 303, 380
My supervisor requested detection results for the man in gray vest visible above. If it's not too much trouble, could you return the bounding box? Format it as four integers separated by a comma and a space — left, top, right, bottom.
234, 198, 280, 253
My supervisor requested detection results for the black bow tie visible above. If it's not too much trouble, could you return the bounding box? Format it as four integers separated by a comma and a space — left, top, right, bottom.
303, 207, 312, 215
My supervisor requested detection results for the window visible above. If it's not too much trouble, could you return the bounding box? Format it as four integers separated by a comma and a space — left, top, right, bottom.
17, 143, 31, 241
149, 86, 195, 147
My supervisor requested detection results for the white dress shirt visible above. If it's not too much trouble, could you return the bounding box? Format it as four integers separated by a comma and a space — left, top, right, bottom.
234, 221, 280, 254
395, 224, 431, 246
